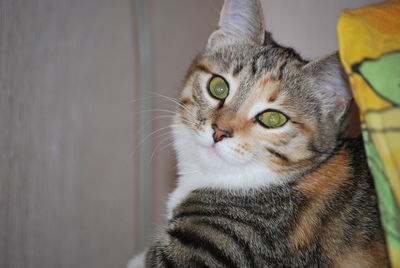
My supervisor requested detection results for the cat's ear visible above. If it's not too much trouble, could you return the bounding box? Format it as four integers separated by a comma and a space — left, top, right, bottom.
207, 0, 266, 48
303, 53, 352, 123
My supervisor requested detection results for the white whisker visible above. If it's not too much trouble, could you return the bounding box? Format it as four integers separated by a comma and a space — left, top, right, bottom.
130, 94, 196, 120
140, 109, 177, 115
127, 95, 154, 104
152, 93, 197, 119
136, 115, 174, 136
178, 169, 200, 175
135, 125, 172, 151
150, 138, 174, 163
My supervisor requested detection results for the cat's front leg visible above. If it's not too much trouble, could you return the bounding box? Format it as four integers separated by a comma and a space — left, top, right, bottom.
166, 178, 197, 220
127, 250, 146, 268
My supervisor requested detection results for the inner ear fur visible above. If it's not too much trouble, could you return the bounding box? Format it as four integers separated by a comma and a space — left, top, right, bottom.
303, 53, 352, 124
207, 0, 266, 48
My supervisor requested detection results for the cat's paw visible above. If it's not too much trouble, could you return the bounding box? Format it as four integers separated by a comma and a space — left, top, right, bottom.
127, 251, 146, 268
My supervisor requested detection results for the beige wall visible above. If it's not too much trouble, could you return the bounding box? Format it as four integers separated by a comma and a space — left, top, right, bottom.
262, 0, 381, 59
0, 0, 137, 267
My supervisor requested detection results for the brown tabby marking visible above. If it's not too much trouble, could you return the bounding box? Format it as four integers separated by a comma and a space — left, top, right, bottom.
293, 121, 314, 134
211, 107, 256, 138
179, 98, 195, 121
290, 146, 350, 252
196, 63, 212, 75
180, 97, 194, 106
232, 64, 243, 76
255, 77, 281, 103
296, 147, 350, 198
268, 88, 280, 102
195, 57, 214, 73
259, 77, 271, 88
261, 79, 281, 103
183, 57, 212, 84
337, 242, 389, 268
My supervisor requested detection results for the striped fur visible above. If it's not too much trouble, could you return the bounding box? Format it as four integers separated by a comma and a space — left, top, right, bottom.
146, 139, 387, 267
131, 0, 388, 267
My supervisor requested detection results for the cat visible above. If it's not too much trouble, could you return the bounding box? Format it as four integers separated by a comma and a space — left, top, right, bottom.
129, 0, 389, 267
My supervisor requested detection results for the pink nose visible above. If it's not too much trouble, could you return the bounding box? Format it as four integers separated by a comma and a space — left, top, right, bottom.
212, 124, 233, 143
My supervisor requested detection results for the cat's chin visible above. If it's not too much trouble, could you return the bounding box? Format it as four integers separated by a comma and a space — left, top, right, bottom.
198, 143, 250, 167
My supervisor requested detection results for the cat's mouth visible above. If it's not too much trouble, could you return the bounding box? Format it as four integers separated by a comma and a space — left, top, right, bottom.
200, 141, 245, 165
208, 144, 219, 156
184, 124, 251, 166
201, 143, 220, 157
197, 141, 227, 163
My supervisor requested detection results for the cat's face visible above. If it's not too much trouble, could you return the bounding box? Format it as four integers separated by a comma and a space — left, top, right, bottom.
172, 0, 351, 188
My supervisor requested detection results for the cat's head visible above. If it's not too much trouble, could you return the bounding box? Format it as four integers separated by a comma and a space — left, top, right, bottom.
173, 0, 351, 189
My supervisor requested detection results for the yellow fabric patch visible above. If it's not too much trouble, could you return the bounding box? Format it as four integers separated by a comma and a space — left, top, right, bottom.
338, 1, 400, 267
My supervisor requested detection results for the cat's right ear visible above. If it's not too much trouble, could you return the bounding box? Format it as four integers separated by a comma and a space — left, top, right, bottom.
303, 53, 352, 124
207, 0, 266, 48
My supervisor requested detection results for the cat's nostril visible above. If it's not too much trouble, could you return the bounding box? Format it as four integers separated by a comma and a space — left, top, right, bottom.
212, 123, 232, 143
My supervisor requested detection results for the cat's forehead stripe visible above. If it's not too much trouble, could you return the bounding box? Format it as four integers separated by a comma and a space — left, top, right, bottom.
184, 57, 214, 81
258, 77, 282, 103
194, 63, 212, 75
260, 77, 272, 87
277, 59, 289, 79
180, 97, 194, 106
268, 84, 281, 102
233, 64, 243, 76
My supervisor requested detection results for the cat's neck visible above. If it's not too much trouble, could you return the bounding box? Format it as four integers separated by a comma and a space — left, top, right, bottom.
178, 162, 284, 189
167, 160, 285, 219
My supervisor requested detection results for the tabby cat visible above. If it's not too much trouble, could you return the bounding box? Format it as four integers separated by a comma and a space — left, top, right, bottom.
129, 0, 388, 267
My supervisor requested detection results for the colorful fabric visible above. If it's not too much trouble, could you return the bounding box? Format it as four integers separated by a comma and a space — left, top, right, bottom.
337, 1, 400, 267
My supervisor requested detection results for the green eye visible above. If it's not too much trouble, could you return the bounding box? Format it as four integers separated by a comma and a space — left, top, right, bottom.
258, 110, 288, 128
208, 76, 229, 100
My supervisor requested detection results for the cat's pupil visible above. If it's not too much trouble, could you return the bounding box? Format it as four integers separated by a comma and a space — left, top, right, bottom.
215, 84, 225, 95
268, 113, 280, 125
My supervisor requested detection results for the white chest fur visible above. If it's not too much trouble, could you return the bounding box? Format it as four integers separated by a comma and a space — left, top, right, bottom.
166, 166, 283, 219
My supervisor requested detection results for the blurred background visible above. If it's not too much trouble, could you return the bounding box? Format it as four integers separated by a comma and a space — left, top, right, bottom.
0, 0, 380, 267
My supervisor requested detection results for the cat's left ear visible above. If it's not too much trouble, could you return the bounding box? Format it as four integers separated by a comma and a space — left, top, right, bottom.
303, 53, 352, 123
207, 0, 266, 48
